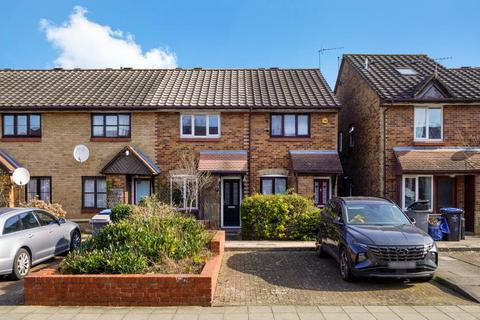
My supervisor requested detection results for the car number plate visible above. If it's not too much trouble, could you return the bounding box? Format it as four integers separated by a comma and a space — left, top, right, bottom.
388, 261, 416, 269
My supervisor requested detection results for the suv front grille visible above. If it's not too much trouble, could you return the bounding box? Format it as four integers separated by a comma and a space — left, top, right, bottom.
367, 245, 431, 262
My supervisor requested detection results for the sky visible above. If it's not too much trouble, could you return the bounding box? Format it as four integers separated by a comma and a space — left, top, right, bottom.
0, 0, 479, 87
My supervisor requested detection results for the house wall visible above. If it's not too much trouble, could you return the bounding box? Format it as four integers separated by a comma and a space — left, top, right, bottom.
335, 60, 382, 196
249, 112, 338, 195
0, 112, 156, 219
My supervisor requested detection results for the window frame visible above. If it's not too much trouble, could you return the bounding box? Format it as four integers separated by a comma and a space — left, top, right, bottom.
180, 113, 221, 138
25, 176, 52, 203
2, 113, 42, 137
81, 176, 107, 209
401, 174, 434, 211
413, 106, 443, 141
91, 113, 131, 138
169, 174, 198, 210
260, 176, 288, 195
269, 113, 310, 138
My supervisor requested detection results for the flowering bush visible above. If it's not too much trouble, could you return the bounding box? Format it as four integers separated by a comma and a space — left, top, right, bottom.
20, 198, 67, 218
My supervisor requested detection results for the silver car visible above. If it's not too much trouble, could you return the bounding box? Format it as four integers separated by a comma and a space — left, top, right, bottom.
0, 208, 81, 280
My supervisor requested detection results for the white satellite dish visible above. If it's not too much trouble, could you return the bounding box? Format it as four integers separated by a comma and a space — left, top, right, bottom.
12, 167, 30, 186
73, 144, 90, 163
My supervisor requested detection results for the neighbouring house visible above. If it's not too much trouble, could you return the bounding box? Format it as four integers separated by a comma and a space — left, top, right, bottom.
335, 54, 480, 234
0, 68, 342, 230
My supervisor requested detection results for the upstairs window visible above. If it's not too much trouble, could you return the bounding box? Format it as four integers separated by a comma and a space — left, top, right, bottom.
181, 114, 220, 138
414, 107, 442, 141
92, 114, 130, 138
2, 114, 41, 137
271, 114, 309, 137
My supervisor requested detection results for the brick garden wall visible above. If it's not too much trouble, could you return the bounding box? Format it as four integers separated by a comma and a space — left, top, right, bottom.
24, 231, 225, 307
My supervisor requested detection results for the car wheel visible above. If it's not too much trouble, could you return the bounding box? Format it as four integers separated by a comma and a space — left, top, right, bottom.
11, 249, 31, 280
339, 247, 355, 282
70, 229, 81, 251
315, 232, 327, 258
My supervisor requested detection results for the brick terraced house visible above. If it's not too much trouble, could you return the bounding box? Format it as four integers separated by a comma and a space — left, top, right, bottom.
335, 54, 480, 233
0, 68, 342, 229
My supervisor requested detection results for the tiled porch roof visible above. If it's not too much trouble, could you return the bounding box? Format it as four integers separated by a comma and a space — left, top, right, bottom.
290, 150, 343, 174
198, 150, 248, 173
394, 147, 480, 173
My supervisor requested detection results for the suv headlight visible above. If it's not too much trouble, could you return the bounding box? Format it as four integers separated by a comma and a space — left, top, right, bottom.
357, 252, 368, 263
425, 243, 438, 264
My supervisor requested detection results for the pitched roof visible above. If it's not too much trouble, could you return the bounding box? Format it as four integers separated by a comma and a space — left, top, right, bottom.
394, 147, 480, 173
0, 68, 339, 110
450, 67, 480, 88
198, 150, 248, 173
0, 148, 21, 174
101, 146, 160, 176
338, 54, 480, 102
289, 150, 343, 174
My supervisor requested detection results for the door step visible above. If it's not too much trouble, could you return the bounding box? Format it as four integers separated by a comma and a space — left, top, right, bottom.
224, 229, 242, 241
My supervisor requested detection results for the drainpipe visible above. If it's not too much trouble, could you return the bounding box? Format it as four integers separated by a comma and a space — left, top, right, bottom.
383, 101, 392, 198
248, 105, 253, 195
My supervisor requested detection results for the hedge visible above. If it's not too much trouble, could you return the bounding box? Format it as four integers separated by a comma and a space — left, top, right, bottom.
241, 193, 321, 240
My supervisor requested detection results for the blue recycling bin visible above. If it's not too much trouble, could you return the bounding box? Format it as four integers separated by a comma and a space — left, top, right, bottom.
440, 207, 463, 241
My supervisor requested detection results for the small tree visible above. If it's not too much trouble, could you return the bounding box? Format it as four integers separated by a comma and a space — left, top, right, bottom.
0, 172, 12, 207
169, 153, 213, 215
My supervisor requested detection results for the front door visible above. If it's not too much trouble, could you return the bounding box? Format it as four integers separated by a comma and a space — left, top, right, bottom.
134, 179, 151, 205
436, 177, 455, 209
314, 178, 330, 206
465, 175, 476, 232
222, 178, 241, 227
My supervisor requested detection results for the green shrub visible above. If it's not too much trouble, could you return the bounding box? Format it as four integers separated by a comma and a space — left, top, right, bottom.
110, 203, 133, 222
241, 193, 321, 240
60, 210, 212, 275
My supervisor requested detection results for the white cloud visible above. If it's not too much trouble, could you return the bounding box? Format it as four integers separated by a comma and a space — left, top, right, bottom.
40, 6, 177, 69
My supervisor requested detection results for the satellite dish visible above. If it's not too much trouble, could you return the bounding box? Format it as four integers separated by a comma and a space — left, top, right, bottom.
12, 167, 30, 186
73, 144, 90, 163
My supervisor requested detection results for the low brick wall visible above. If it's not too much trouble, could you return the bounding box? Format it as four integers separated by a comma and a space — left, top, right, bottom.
24, 231, 225, 306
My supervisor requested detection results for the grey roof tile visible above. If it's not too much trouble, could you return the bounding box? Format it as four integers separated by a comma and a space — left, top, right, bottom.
340, 54, 480, 102
0, 68, 339, 110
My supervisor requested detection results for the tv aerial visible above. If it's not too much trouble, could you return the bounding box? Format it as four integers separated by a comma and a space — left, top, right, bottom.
318, 46, 344, 71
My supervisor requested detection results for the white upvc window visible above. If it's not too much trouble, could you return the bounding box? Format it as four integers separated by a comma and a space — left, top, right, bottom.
170, 175, 198, 210
414, 106, 443, 141
180, 114, 220, 138
402, 175, 433, 210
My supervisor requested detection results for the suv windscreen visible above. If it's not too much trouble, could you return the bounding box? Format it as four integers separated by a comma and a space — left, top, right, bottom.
3, 215, 22, 234
345, 202, 411, 225
35, 211, 58, 226
19, 211, 40, 229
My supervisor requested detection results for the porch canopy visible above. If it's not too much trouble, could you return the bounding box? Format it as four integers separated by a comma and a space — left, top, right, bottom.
289, 150, 343, 174
198, 150, 247, 174
101, 146, 161, 176
394, 147, 480, 174
0, 148, 21, 174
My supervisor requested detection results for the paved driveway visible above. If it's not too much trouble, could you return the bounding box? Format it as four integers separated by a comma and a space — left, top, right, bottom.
0, 257, 60, 305
214, 251, 473, 306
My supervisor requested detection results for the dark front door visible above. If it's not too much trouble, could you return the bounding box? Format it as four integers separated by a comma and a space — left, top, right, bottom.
465, 175, 475, 232
223, 179, 241, 227
436, 176, 456, 209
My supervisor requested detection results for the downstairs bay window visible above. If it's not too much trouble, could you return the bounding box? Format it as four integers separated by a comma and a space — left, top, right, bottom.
170, 175, 198, 210
402, 175, 433, 210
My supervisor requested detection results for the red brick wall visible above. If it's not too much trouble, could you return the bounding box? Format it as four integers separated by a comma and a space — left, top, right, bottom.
24, 231, 225, 307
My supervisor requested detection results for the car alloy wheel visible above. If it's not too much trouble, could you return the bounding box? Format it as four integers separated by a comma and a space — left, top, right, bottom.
339, 248, 354, 281
71, 230, 81, 250
16, 252, 30, 277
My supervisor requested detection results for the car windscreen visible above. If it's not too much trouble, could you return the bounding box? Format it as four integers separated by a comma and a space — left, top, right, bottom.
345, 202, 411, 225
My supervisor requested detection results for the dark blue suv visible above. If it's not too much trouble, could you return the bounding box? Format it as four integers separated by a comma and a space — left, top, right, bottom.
316, 197, 438, 281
